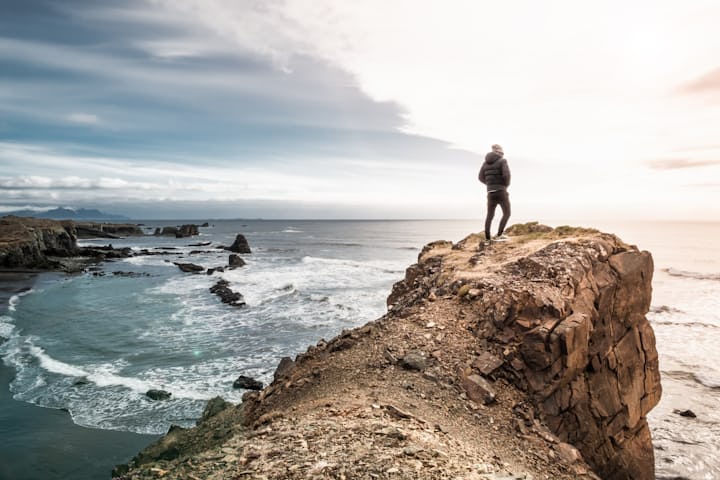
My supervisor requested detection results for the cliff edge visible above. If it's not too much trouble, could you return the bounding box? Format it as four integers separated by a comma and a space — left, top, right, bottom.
0, 216, 142, 271
116, 224, 661, 480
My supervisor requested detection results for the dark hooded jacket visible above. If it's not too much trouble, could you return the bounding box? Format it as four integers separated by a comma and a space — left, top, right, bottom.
478, 152, 511, 192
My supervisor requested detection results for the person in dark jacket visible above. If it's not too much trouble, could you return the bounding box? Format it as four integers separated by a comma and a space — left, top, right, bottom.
478, 144, 511, 242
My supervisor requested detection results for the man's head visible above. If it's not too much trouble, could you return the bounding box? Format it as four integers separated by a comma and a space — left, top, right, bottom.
491, 144, 504, 156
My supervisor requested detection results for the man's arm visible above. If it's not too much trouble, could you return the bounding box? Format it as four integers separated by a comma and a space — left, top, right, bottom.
479, 164, 487, 184
502, 160, 511, 187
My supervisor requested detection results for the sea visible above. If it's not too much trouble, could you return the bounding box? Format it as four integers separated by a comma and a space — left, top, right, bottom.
0, 219, 718, 480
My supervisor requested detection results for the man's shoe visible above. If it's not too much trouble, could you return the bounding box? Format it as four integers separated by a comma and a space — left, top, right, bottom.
493, 234, 510, 242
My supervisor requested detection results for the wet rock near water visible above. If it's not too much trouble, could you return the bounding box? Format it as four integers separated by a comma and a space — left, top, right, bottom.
209, 279, 246, 307
228, 254, 245, 268
273, 356, 296, 381
78, 245, 133, 259
173, 262, 204, 273
674, 409, 697, 418
154, 224, 199, 238
197, 397, 232, 425
225, 234, 251, 254
233, 375, 264, 390
146, 389, 172, 401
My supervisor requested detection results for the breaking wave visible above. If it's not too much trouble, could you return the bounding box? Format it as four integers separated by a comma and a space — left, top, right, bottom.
663, 268, 720, 282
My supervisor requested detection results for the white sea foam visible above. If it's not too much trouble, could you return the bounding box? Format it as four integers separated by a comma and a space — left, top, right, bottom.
122, 255, 174, 267
29, 344, 87, 377
7, 288, 33, 312
282, 228, 303, 233
149, 275, 213, 296
0, 315, 14, 338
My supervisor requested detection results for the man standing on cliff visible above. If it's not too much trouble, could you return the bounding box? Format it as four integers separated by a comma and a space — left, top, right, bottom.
478, 144, 511, 243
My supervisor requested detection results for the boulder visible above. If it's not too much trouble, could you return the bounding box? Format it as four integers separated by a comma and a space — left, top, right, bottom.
233, 375, 264, 390
273, 357, 296, 381
198, 396, 232, 424
461, 373, 497, 405
399, 350, 427, 371
146, 389, 172, 401
174, 262, 204, 273
228, 254, 246, 268
226, 234, 251, 254
176, 224, 199, 238
209, 279, 246, 307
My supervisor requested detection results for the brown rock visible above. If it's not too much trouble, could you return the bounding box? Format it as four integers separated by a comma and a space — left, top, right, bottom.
461, 374, 496, 405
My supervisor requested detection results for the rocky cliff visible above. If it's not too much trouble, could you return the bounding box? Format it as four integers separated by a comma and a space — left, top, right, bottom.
0, 216, 140, 271
71, 221, 145, 239
115, 225, 661, 480
0, 215, 78, 269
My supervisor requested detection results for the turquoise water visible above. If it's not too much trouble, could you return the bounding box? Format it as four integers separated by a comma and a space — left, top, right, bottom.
1, 219, 718, 479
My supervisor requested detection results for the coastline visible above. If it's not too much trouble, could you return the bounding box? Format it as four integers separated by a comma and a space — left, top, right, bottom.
0, 272, 158, 480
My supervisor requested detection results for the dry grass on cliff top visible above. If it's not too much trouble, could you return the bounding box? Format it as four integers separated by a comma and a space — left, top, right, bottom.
0, 215, 66, 247
118, 224, 604, 480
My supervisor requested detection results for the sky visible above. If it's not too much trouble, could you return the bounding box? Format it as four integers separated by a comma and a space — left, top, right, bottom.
1, 0, 719, 220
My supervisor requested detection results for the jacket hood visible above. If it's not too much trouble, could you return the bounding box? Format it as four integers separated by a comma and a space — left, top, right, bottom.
485, 152, 502, 164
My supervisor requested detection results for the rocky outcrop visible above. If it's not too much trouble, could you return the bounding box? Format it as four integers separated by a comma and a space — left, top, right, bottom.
228, 254, 245, 268
0, 216, 78, 269
146, 389, 172, 401
0, 216, 149, 271
225, 234, 251, 254
70, 222, 144, 238
116, 225, 659, 480
209, 279, 246, 307
233, 375, 264, 390
154, 225, 199, 238
173, 262, 204, 274
387, 225, 661, 480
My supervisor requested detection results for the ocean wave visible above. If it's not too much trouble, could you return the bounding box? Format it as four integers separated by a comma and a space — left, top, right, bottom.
300, 255, 386, 269
650, 305, 685, 315
27, 344, 216, 399
664, 369, 720, 390
148, 275, 213, 295
651, 319, 720, 329
255, 283, 298, 305
0, 315, 15, 339
663, 268, 720, 282
7, 288, 33, 312
282, 228, 303, 233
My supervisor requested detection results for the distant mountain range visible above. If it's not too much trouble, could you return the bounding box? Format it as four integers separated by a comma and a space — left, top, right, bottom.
4, 207, 130, 221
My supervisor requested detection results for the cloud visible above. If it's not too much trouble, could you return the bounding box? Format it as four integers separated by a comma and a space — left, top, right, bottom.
679, 67, 720, 94
67, 112, 101, 125
646, 158, 720, 170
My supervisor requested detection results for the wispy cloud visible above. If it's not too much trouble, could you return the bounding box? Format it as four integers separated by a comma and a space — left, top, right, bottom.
646, 158, 720, 170
679, 67, 720, 94
67, 113, 101, 125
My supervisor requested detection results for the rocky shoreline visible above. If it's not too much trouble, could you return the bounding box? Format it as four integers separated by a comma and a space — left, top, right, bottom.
0, 216, 250, 275
113, 225, 662, 480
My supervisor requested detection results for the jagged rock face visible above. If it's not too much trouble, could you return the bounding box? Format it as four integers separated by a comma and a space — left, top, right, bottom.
0, 216, 78, 268
226, 234, 251, 254
388, 231, 661, 480
70, 221, 144, 238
